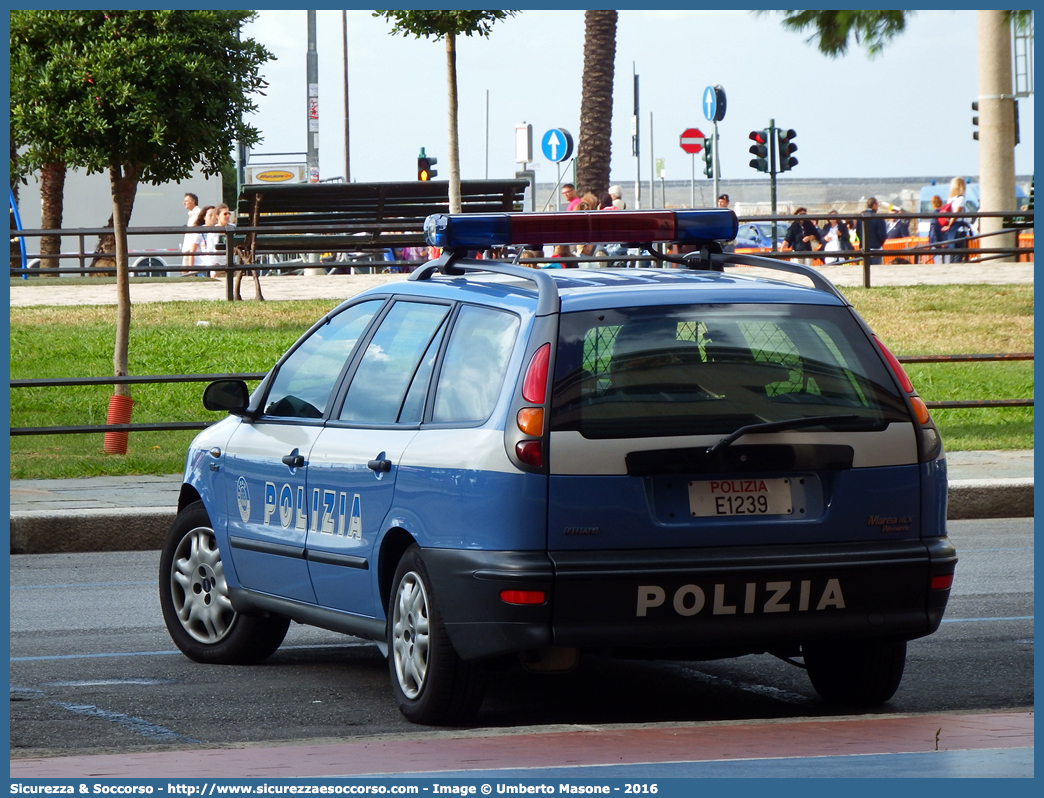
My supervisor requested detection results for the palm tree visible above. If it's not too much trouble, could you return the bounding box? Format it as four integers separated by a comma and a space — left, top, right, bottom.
576, 10, 617, 199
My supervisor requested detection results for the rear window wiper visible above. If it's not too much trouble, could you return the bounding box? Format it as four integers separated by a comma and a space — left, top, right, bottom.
706, 414, 862, 458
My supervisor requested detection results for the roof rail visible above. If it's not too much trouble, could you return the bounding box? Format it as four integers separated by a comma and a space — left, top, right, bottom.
711, 251, 850, 304
408, 251, 561, 316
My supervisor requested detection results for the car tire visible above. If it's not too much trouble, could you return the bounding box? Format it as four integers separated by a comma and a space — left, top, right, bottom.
388, 546, 485, 725
159, 500, 290, 664
804, 638, 907, 706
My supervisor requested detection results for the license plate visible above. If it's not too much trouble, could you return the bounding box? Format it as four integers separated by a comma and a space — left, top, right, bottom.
688, 478, 793, 517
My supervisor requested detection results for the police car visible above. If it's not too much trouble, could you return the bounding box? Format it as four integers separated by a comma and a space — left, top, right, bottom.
159, 208, 956, 725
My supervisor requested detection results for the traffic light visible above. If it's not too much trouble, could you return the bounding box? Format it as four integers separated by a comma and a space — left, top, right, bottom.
417, 148, 438, 181
972, 101, 979, 141
701, 137, 714, 178
777, 128, 798, 172
748, 130, 769, 173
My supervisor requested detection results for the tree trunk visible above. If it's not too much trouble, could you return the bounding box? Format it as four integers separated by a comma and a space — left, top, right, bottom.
39, 162, 66, 275
91, 164, 140, 272
976, 10, 1017, 250
576, 10, 617, 198
445, 32, 462, 214
109, 164, 132, 398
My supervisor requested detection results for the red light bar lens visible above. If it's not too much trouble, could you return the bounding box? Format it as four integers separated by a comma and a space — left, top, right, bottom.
510, 212, 674, 246
930, 575, 953, 590
500, 589, 546, 605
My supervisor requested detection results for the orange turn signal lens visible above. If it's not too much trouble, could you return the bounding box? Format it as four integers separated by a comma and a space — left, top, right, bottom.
500, 589, 546, 605
910, 396, 931, 425
516, 407, 544, 436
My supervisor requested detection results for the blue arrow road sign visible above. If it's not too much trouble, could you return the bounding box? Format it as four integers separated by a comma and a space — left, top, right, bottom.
541, 128, 574, 163
702, 86, 717, 122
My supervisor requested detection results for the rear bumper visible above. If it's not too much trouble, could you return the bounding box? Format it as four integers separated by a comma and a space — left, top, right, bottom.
422, 537, 956, 661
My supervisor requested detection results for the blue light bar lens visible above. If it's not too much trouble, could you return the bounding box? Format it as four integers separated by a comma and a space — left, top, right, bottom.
673, 209, 738, 242
425, 214, 510, 249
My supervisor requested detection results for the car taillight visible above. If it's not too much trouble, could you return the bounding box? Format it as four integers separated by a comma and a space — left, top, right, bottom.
873, 335, 942, 462
873, 336, 914, 393
522, 343, 551, 403
516, 440, 542, 468
930, 575, 953, 590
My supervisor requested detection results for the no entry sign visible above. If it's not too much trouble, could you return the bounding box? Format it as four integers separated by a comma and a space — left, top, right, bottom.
680, 128, 704, 154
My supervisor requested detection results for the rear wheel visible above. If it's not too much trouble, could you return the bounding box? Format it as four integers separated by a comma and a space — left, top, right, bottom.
803, 638, 907, 705
159, 500, 289, 664
388, 546, 485, 725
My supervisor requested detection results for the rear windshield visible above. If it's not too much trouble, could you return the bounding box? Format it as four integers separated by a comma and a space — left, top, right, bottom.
550, 303, 910, 439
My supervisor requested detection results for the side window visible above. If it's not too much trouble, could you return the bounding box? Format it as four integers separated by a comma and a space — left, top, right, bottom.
433, 305, 520, 424
339, 302, 450, 424
265, 299, 383, 419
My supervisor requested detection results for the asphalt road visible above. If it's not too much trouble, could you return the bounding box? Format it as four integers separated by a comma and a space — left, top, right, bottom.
10, 518, 1033, 758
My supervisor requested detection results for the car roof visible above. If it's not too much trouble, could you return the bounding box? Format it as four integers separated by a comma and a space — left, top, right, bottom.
356, 267, 844, 315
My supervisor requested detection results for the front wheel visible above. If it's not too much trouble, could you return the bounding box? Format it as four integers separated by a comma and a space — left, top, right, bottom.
159, 500, 289, 664
388, 546, 485, 725
803, 638, 907, 706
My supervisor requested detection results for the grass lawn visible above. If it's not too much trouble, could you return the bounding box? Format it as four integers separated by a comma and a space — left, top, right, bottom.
9, 285, 1033, 479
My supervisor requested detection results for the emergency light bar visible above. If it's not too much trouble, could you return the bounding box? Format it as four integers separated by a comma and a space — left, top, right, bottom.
424, 209, 738, 250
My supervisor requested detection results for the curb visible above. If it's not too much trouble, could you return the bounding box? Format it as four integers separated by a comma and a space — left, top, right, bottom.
8, 482, 1033, 555
9, 508, 176, 555
946, 479, 1034, 521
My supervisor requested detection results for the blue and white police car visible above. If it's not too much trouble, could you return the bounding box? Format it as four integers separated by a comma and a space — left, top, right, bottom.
159, 208, 956, 725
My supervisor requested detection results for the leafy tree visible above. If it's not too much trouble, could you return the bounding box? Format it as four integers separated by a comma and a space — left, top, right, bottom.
11, 10, 272, 397
374, 10, 517, 213
768, 10, 909, 57
576, 10, 617, 200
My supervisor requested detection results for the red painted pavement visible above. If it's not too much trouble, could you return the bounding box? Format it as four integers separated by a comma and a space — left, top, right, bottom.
10, 711, 1033, 779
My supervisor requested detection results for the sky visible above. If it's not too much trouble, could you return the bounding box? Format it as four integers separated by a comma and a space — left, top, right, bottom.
241, 9, 1034, 186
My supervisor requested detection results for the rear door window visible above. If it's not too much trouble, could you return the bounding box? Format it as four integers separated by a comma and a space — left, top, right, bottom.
550, 303, 909, 439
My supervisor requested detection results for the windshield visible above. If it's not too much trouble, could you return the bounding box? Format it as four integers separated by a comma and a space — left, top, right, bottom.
550, 303, 910, 439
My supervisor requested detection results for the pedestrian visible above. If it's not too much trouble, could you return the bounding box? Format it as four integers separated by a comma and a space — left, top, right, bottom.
820, 210, 850, 264
182, 206, 208, 276
783, 207, 823, 254
856, 197, 888, 264
609, 185, 626, 210
598, 192, 616, 210
181, 193, 203, 272
927, 195, 945, 264
942, 177, 974, 263
561, 183, 582, 211
717, 193, 730, 208
886, 205, 911, 239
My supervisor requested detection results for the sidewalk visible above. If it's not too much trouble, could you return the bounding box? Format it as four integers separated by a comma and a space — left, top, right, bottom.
8, 450, 1033, 555
8, 260, 1035, 308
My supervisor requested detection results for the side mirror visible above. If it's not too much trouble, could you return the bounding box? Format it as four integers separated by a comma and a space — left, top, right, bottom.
203, 379, 251, 415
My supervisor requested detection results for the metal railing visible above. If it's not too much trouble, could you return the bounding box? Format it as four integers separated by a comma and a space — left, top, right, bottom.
10, 354, 1033, 437
11, 210, 1033, 292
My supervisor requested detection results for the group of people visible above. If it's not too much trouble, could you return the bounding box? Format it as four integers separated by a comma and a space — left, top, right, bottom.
782, 177, 972, 265
560, 182, 626, 212
182, 193, 234, 276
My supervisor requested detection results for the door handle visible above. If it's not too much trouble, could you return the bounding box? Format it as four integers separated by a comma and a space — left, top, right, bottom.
281, 453, 305, 468
367, 458, 392, 472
